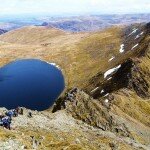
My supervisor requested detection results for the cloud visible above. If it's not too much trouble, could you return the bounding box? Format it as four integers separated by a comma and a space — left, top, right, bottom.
0, 0, 149, 15
89, 0, 150, 13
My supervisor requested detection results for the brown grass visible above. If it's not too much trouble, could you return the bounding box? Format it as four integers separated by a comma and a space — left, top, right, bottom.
0, 26, 123, 89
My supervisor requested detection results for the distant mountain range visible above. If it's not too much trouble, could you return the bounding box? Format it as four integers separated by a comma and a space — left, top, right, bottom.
0, 29, 7, 35
0, 22, 21, 31
41, 14, 150, 32
0, 14, 149, 32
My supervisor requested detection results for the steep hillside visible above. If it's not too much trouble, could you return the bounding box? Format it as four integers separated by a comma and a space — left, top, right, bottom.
0, 25, 122, 88
0, 22, 149, 149
1, 108, 147, 150
0, 23, 149, 90
85, 23, 150, 94
0, 24, 149, 89
0, 26, 66, 44
53, 22, 150, 149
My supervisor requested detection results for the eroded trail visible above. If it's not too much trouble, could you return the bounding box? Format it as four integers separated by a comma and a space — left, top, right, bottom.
0, 107, 149, 150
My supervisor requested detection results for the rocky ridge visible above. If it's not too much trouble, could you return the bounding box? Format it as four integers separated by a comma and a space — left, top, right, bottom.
53, 22, 150, 149
0, 23, 149, 149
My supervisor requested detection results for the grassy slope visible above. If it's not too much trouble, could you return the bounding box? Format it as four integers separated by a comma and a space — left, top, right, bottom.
0, 26, 66, 44
0, 109, 138, 150
0, 25, 149, 149
0, 26, 123, 89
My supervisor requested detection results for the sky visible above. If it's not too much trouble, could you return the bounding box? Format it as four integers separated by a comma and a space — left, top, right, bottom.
0, 0, 150, 16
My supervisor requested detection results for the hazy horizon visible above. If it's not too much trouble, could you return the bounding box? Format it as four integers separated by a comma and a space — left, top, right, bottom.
0, 0, 150, 17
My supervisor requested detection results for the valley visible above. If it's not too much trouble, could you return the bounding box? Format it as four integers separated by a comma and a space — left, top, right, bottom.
0, 21, 149, 149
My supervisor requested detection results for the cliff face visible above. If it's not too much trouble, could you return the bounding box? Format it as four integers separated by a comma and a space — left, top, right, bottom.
85, 23, 150, 97
53, 22, 150, 148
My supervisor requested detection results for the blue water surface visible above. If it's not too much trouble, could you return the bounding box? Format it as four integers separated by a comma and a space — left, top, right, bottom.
0, 59, 65, 111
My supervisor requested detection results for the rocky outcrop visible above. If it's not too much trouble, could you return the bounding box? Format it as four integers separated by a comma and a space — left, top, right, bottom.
53, 89, 132, 138
52, 22, 150, 148
85, 22, 150, 99
89, 58, 150, 99
0, 29, 7, 35
1, 107, 148, 150
0, 139, 25, 150
128, 61, 150, 98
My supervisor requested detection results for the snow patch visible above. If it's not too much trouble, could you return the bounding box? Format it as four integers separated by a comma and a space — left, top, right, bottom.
135, 35, 140, 39
119, 44, 124, 53
107, 77, 112, 80
101, 89, 104, 93
131, 44, 139, 50
135, 32, 144, 39
47, 62, 60, 69
104, 65, 121, 78
105, 99, 109, 103
109, 56, 115, 62
128, 28, 138, 36
39, 60, 61, 70
50, 63, 60, 69
104, 93, 109, 97
91, 87, 99, 93
140, 32, 144, 35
